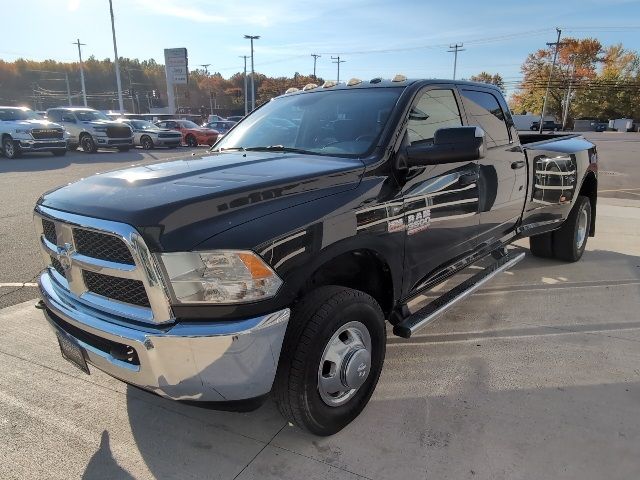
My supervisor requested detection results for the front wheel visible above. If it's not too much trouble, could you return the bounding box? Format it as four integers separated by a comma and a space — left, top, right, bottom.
80, 134, 97, 153
185, 135, 198, 147
274, 286, 386, 436
2, 137, 20, 158
141, 136, 154, 150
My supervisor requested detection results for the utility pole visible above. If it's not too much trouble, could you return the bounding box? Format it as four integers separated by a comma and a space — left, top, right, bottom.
562, 62, 575, 130
311, 53, 321, 78
244, 35, 260, 111
65, 73, 72, 106
331, 56, 345, 83
209, 91, 214, 116
539, 27, 562, 133
108, 0, 125, 113
239, 55, 248, 116
73, 39, 88, 107
146, 92, 151, 111
447, 43, 465, 80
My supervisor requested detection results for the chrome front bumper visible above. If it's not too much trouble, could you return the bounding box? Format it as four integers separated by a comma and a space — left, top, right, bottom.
18, 139, 67, 150
38, 272, 290, 402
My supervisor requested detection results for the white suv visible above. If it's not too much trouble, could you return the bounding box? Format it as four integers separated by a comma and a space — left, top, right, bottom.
46, 107, 133, 153
0, 106, 67, 158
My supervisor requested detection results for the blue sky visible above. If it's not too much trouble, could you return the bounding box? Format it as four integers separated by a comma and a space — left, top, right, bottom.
3, 0, 640, 95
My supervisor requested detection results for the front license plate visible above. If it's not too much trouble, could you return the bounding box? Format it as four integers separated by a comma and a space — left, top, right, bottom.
56, 331, 90, 375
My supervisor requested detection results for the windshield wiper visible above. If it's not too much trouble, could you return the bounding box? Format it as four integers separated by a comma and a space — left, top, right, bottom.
245, 145, 313, 154
214, 146, 246, 152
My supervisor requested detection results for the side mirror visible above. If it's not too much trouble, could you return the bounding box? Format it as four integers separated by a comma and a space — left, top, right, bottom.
405, 126, 485, 166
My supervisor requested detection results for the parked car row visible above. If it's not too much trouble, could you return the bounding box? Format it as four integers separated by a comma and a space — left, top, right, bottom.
0, 105, 247, 158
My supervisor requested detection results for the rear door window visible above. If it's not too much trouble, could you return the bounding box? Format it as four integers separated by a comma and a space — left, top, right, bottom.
460, 90, 510, 146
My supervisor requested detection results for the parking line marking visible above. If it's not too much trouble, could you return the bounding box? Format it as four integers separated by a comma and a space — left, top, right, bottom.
0, 283, 38, 288
599, 187, 640, 193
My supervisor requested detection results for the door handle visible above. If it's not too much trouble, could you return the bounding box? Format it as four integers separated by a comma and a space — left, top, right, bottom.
458, 173, 478, 186
511, 160, 526, 169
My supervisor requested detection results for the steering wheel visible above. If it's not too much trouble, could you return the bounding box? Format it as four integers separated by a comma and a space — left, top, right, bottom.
355, 134, 375, 142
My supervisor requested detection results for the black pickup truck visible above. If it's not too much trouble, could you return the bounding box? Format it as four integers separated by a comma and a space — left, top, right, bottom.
34, 78, 597, 436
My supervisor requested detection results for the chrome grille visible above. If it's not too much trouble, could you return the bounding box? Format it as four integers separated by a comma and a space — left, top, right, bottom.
74, 228, 134, 265
42, 219, 57, 244
32, 128, 64, 140
83, 271, 150, 307
50, 255, 65, 277
35, 206, 173, 324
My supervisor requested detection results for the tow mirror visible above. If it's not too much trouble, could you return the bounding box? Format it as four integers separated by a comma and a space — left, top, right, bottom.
405, 126, 485, 166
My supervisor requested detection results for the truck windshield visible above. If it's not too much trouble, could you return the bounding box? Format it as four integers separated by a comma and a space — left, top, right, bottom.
215, 87, 402, 157
0, 108, 41, 121
75, 110, 110, 122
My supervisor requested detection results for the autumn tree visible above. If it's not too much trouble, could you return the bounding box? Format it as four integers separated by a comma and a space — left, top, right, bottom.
469, 72, 505, 93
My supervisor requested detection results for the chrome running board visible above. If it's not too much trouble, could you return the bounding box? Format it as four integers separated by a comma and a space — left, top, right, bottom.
393, 251, 526, 338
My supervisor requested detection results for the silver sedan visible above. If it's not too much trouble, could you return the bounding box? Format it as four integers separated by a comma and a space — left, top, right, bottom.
117, 119, 182, 149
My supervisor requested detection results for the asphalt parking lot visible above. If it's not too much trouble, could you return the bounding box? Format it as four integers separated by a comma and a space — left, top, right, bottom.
0, 134, 639, 479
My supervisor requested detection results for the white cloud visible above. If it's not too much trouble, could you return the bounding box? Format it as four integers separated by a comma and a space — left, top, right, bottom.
67, 0, 81, 12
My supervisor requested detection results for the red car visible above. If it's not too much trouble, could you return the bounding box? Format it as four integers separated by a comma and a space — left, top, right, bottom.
155, 119, 219, 147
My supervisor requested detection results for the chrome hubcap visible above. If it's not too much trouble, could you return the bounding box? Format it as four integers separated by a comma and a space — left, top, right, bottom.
5, 141, 14, 156
318, 321, 372, 407
576, 207, 588, 249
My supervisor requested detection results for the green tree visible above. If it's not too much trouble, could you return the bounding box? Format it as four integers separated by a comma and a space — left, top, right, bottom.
469, 72, 505, 93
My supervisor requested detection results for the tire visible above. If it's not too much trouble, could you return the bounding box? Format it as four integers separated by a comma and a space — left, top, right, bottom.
117, 146, 131, 152
274, 286, 386, 436
141, 136, 154, 150
2, 137, 21, 159
51, 149, 67, 157
186, 135, 198, 147
80, 134, 97, 153
529, 231, 554, 258
552, 195, 591, 262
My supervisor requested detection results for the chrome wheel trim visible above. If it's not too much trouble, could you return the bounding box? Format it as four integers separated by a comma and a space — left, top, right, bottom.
576, 206, 588, 249
317, 321, 372, 407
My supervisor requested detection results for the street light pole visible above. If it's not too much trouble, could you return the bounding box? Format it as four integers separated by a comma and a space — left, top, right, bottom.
73, 39, 88, 107
239, 55, 248, 116
108, 0, 125, 113
244, 35, 260, 111
65, 73, 72, 106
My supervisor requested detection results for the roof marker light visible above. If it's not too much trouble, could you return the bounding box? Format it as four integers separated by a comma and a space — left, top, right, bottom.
347, 78, 362, 86
302, 83, 318, 91
284, 87, 299, 94
322, 80, 338, 88
392, 74, 407, 82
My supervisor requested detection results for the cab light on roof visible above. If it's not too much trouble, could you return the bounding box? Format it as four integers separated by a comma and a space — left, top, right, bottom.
370, 77, 382, 84
347, 78, 362, 86
392, 74, 407, 82
284, 87, 299, 94
302, 83, 318, 91
322, 81, 338, 88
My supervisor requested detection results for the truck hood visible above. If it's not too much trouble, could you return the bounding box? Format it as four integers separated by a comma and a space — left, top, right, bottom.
82, 120, 125, 127
6, 119, 62, 128
39, 152, 365, 251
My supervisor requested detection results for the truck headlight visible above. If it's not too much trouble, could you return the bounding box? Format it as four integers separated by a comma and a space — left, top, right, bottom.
158, 251, 283, 304
94, 126, 108, 132
15, 128, 31, 134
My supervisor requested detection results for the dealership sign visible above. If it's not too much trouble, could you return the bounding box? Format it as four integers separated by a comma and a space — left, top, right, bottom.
164, 48, 188, 84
